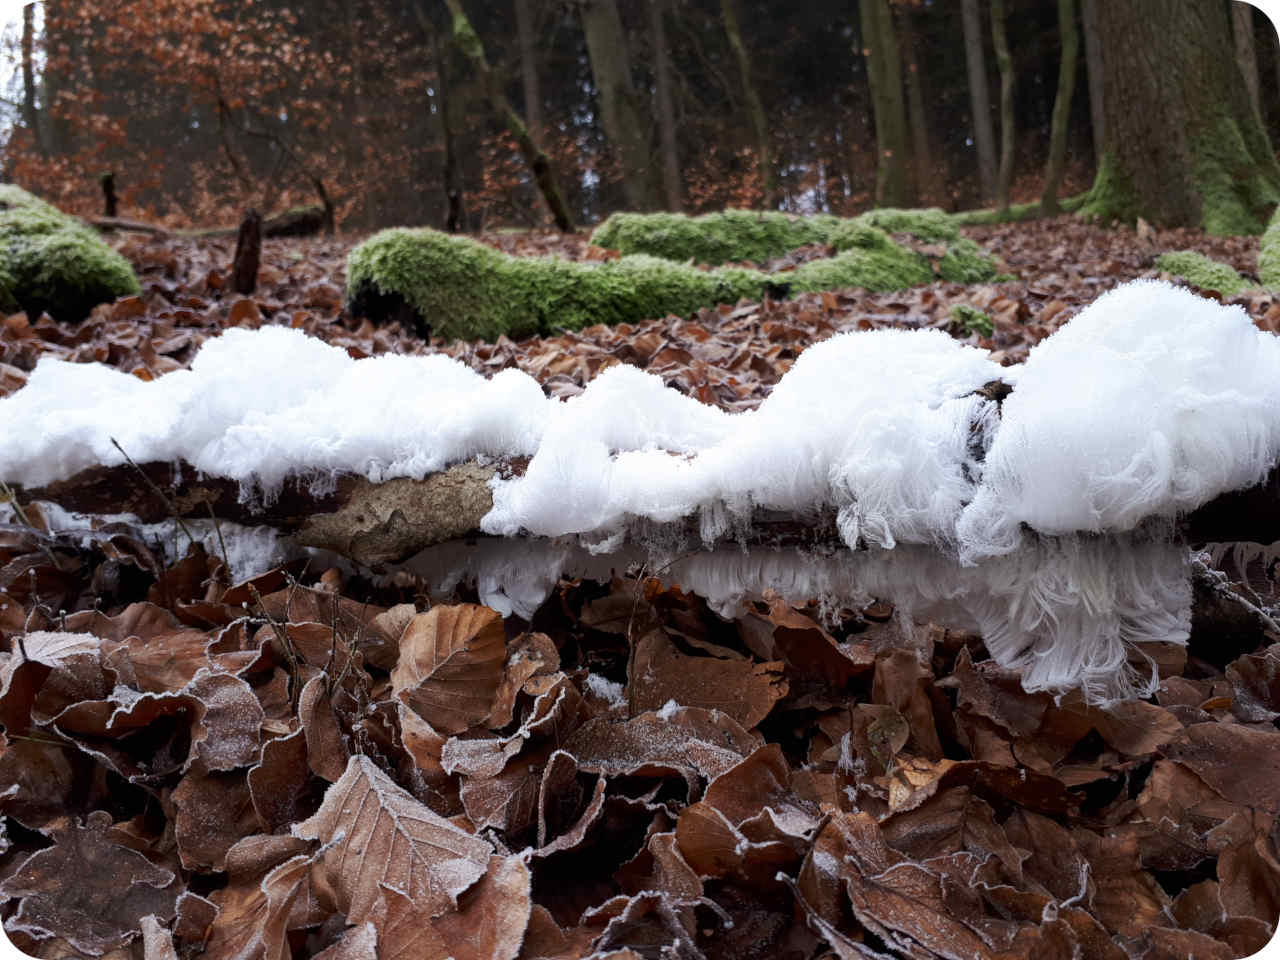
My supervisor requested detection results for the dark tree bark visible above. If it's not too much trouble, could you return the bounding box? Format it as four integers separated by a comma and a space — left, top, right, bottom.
899, 5, 932, 201
21, 2, 40, 153
232, 210, 262, 296
441, 0, 575, 231
650, 0, 681, 210
1040, 0, 1078, 215
423, 12, 465, 232
861, 0, 909, 207
720, 0, 774, 208
990, 0, 1014, 216
1080, 0, 1104, 163
1233, 2, 1261, 120
961, 0, 996, 204
1079, 0, 1280, 235
579, 0, 658, 211
514, 0, 541, 139
100, 173, 118, 218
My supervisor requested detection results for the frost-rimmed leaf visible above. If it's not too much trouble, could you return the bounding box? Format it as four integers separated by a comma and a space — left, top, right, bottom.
295, 754, 491, 922
391, 604, 507, 734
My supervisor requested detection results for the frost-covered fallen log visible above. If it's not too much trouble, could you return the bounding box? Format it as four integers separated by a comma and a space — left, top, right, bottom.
4, 280, 1280, 701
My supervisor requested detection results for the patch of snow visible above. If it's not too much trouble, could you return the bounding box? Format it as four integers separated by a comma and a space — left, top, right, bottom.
657, 698, 681, 720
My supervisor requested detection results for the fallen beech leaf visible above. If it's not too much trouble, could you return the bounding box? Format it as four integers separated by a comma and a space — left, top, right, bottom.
139, 914, 179, 960
299, 674, 349, 782
186, 669, 264, 773
171, 771, 259, 872
0, 810, 178, 956
248, 728, 312, 832
0, 630, 106, 734
627, 629, 786, 728
392, 604, 507, 734
1163, 723, 1280, 814
313, 922, 378, 960
881, 787, 1024, 885
296, 754, 491, 923
203, 848, 323, 960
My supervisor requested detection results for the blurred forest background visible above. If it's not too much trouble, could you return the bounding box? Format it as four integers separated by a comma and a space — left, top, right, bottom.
0, 0, 1276, 232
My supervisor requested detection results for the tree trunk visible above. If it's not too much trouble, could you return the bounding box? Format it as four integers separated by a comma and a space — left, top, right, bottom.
232, 210, 262, 296
720, 0, 774, 208
514, 0, 541, 139
900, 6, 932, 203
1233, 2, 1261, 120
579, 0, 657, 211
961, 0, 996, 204
1040, 0, 1078, 215
21, 2, 40, 153
650, 0, 681, 210
427, 16, 465, 232
1080, 0, 1104, 163
861, 0, 909, 207
1079, 0, 1280, 235
990, 0, 1014, 215
440, 0, 575, 231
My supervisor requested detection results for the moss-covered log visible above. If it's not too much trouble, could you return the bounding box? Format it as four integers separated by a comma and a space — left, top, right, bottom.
1153, 251, 1250, 296
345, 216, 996, 341
0, 185, 139, 322
1077, 0, 1280, 235
590, 207, 997, 286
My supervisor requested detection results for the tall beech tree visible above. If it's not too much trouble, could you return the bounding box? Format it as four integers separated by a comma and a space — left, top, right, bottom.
650, 0, 682, 210
578, 0, 658, 211
990, 0, 1014, 215
1079, 0, 1280, 234
1040, 0, 1077, 215
721, 0, 775, 208
442, 0, 575, 230
960, 0, 996, 204
861, 0, 908, 207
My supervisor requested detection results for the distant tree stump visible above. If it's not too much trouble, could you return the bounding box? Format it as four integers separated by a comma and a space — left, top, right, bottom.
232, 209, 262, 295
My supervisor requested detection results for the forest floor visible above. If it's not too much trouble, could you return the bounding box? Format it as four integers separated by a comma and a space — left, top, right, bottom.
0, 216, 1276, 960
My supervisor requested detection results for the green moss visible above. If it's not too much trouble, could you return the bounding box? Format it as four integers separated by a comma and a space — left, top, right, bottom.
937, 237, 998, 284
350, 216, 998, 342
346, 227, 770, 341
451, 11, 484, 60
0, 184, 140, 322
1154, 250, 1250, 296
852, 207, 958, 242
1192, 117, 1280, 236
951, 304, 993, 337
590, 210, 837, 265
788, 243, 932, 293
1076, 153, 1144, 228
1259, 206, 1280, 290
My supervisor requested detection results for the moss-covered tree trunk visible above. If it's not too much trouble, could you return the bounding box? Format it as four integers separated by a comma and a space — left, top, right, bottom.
440, 0, 575, 231
961, 0, 996, 204
861, 0, 909, 208
650, 0, 682, 211
720, 0, 775, 208
1079, 0, 1280, 235
1040, 0, 1078, 216
579, 0, 659, 211
990, 0, 1014, 216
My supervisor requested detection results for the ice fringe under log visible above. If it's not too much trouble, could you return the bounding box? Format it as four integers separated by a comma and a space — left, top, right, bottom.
4, 279, 1277, 702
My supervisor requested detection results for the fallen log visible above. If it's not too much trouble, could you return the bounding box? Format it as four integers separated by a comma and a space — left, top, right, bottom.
10, 456, 1280, 570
